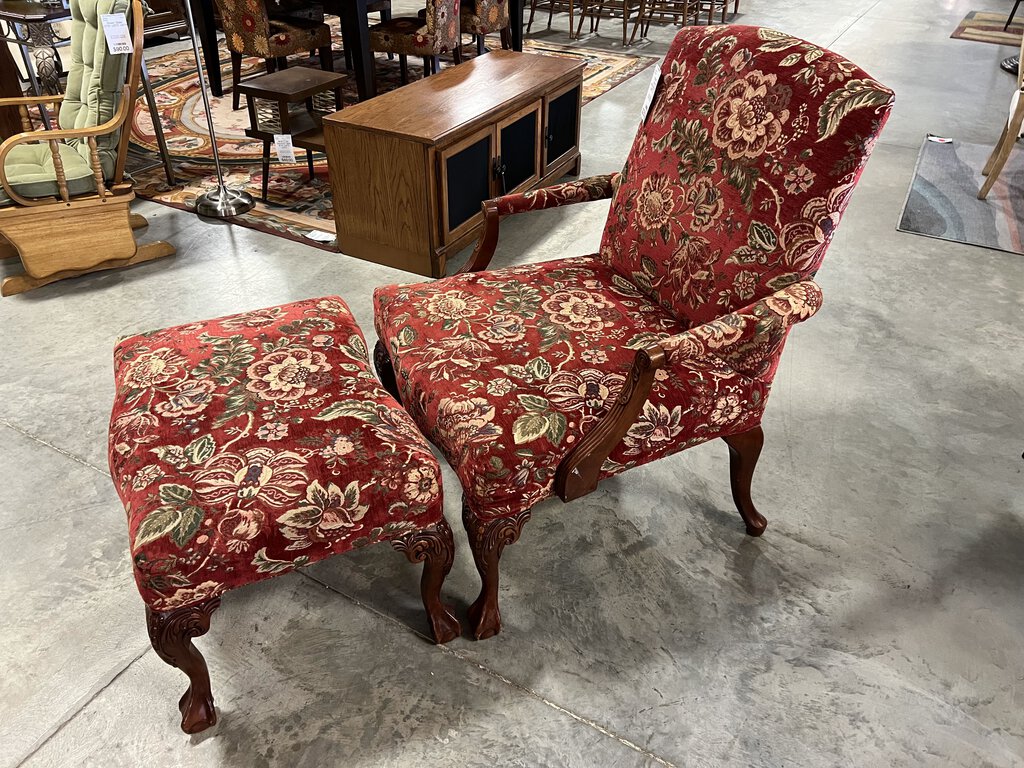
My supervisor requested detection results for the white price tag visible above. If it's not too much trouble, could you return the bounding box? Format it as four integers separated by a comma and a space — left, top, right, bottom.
305, 229, 335, 243
639, 66, 661, 124
274, 134, 296, 163
100, 13, 132, 55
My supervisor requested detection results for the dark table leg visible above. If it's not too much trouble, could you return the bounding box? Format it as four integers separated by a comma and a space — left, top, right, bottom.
510, 0, 523, 51
0, 42, 23, 139
338, 0, 375, 100
190, 0, 223, 97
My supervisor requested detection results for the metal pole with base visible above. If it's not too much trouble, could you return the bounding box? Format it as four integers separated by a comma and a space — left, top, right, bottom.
180, 0, 254, 218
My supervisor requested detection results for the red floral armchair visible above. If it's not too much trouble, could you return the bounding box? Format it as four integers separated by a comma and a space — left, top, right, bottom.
374, 26, 894, 639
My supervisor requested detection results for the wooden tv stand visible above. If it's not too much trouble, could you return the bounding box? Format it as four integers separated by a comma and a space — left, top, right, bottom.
323, 50, 584, 278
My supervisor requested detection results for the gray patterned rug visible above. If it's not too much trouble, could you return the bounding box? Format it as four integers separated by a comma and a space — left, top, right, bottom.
897, 137, 1024, 256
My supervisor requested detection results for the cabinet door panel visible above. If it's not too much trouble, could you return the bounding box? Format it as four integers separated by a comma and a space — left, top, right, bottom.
496, 102, 541, 195
440, 127, 494, 242
544, 82, 580, 173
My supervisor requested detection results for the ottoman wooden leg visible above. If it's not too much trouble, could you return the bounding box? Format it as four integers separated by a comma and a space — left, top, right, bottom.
462, 500, 532, 641
146, 598, 220, 734
393, 519, 461, 644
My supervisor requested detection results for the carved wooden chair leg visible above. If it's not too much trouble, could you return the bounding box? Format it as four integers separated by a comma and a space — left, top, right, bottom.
392, 519, 461, 644
721, 425, 767, 536
146, 598, 220, 734
462, 500, 531, 640
373, 340, 401, 401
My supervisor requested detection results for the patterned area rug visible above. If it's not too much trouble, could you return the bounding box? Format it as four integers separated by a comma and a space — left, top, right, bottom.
130, 31, 657, 249
950, 10, 1024, 45
897, 137, 1024, 256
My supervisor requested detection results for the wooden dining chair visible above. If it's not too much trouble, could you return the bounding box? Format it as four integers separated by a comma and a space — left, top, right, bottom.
575, 0, 643, 46
369, 0, 462, 84
213, 0, 334, 110
979, 30, 1024, 198
527, 0, 576, 39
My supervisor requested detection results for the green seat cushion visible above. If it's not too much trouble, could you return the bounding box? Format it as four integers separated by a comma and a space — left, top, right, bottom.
0, 142, 96, 206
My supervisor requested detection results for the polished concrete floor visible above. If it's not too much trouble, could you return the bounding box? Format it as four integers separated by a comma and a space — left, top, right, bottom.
2, 1, 1023, 766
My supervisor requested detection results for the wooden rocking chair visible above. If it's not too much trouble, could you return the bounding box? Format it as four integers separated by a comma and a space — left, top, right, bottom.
0, 0, 174, 297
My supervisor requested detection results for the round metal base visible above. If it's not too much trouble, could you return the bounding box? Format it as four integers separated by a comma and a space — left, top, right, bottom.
195, 186, 255, 218
1001, 56, 1020, 76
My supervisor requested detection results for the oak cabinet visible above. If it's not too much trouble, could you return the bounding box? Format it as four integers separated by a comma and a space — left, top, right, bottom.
324, 50, 584, 278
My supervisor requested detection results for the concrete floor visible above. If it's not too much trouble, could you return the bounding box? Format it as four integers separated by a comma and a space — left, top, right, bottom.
2, 0, 1023, 765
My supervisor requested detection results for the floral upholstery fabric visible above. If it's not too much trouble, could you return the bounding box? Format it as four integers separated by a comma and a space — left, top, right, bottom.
600, 26, 894, 328
460, 0, 508, 35
214, 0, 331, 58
109, 297, 444, 612
373, 25, 893, 521
370, 0, 460, 57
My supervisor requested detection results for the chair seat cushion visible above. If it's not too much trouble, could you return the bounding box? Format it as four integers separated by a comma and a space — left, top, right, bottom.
369, 16, 440, 56
266, 18, 332, 56
0, 140, 96, 205
376, 256, 766, 518
109, 296, 444, 612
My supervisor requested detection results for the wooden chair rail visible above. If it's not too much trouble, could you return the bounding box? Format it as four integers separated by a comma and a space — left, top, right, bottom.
554, 343, 667, 502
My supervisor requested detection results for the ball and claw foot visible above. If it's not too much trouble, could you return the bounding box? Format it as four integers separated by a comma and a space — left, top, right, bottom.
468, 593, 502, 641
178, 685, 217, 734
427, 604, 462, 645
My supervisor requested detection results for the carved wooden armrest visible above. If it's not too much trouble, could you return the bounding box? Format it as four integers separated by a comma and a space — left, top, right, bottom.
458, 173, 622, 274
554, 342, 666, 502
0, 85, 132, 206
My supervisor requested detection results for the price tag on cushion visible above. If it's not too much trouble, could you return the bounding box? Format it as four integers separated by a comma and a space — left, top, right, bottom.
100, 13, 132, 55
639, 66, 661, 124
274, 134, 296, 163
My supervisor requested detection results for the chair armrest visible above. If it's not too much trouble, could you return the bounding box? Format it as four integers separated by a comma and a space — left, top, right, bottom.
458, 173, 621, 274
659, 280, 823, 380
0, 94, 65, 109
553, 280, 822, 502
554, 342, 666, 502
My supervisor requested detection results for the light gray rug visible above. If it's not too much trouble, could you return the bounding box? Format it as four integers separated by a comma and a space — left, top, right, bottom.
897, 137, 1024, 256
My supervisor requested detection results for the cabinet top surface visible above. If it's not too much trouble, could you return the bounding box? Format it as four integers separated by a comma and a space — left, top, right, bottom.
324, 50, 583, 144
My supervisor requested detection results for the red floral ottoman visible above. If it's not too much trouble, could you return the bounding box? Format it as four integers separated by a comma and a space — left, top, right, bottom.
108, 296, 460, 734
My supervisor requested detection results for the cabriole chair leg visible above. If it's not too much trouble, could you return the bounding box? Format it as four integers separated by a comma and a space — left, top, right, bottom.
463, 501, 532, 640
721, 425, 767, 536
146, 599, 220, 734
392, 519, 462, 643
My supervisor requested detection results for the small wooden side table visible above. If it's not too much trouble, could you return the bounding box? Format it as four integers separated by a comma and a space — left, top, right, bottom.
236, 68, 347, 202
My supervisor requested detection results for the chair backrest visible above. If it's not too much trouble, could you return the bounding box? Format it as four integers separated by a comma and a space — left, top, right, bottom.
425, 0, 461, 53
599, 26, 894, 328
59, 0, 138, 182
215, 0, 272, 55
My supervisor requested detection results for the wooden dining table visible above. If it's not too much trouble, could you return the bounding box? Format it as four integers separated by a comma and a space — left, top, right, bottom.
188, 0, 525, 101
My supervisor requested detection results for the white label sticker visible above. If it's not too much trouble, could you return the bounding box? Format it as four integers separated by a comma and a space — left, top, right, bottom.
100, 13, 132, 55
639, 67, 661, 123
274, 134, 296, 163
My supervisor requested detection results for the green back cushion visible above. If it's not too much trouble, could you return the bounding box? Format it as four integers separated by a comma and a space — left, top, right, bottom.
59, 0, 131, 179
